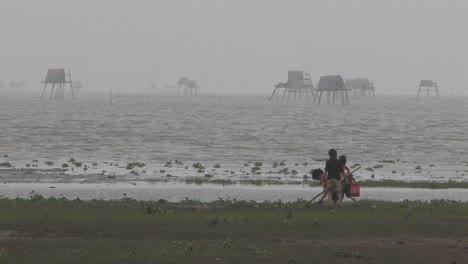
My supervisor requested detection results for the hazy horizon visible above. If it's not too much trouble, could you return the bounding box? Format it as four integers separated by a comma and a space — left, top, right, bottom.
1, 0, 466, 95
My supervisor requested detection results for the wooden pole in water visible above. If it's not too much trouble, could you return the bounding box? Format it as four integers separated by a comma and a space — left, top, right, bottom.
110, 88, 113, 106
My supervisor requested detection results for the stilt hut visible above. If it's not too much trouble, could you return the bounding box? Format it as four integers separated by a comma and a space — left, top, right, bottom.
316, 75, 350, 105
147, 83, 158, 95
176, 77, 199, 96
417, 80, 439, 100
40, 69, 74, 100
345, 78, 375, 98
165, 85, 177, 95
269, 71, 315, 101
72, 81, 83, 93
9, 81, 27, 89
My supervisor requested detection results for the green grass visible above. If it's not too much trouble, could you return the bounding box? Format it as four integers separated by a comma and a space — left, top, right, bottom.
0, 198, 466, 263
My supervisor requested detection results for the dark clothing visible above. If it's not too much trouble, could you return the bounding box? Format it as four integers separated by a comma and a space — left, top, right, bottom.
325, 158, 343, 180
342, 182, 352, 198
341, 165, 355, 198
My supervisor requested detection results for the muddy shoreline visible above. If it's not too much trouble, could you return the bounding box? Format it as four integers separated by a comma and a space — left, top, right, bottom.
1, 182, 467, 202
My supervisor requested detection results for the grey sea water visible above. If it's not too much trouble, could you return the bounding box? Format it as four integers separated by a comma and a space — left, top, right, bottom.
0, 91, 467, 201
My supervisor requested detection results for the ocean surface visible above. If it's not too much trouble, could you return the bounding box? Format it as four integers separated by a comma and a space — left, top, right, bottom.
0, 91, 467, 201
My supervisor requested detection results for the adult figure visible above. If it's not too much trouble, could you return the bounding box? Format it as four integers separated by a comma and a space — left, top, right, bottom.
318, 149, 344, 205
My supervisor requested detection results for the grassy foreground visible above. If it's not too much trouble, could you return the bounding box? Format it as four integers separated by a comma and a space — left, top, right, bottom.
0, 197, 467, 264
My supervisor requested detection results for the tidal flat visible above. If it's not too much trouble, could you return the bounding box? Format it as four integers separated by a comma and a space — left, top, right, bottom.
0, 197, 467, 263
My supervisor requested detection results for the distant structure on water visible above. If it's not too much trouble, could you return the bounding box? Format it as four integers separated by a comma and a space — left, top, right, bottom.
166, 77, 199, 96
345, 78, 375, 98
316, 75, 350, 105
148, 83, 158, 94
417, 80, 439, 100
177, 77, 199, 96
40, 69, 74, 100
72, 81, 83, 90
269, 71, 315, 101
9, 81, 27, 89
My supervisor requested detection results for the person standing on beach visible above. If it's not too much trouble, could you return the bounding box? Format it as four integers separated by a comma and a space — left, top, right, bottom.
338, 155, 356, 202
318, 149, 344, 205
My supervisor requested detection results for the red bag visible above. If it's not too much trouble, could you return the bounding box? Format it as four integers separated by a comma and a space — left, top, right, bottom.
350, 183, 360, 197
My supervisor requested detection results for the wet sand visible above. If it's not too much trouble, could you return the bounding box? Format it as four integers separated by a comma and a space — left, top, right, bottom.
1, 182, 467, 202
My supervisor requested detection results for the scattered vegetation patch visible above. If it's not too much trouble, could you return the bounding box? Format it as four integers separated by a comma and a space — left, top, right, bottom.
379, 160, 396, 163
254, 162, 263, 167
28, 191, 45, 201
251, 166, 261, 173
213, 164, 221, 168
45, 161, 54, 166
0, 162, 12, 167
126, 162, 145, 170
68, 157, 76, 163
192, 162, 204, 169
73, 162, 83, 167
373, 164, 383, 169
334, 250, 369, 259
61, 163, 69, 168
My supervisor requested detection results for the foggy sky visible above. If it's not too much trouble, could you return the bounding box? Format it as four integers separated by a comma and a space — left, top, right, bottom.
0, 0, 466, 95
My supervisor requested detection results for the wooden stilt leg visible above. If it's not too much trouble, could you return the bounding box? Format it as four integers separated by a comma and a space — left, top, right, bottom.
269, 88, 278, 101
50, 83, 55, 100
40, 83, 47, 100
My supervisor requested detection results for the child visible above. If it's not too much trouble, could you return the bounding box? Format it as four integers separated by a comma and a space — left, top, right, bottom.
338, 155, 356, 202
